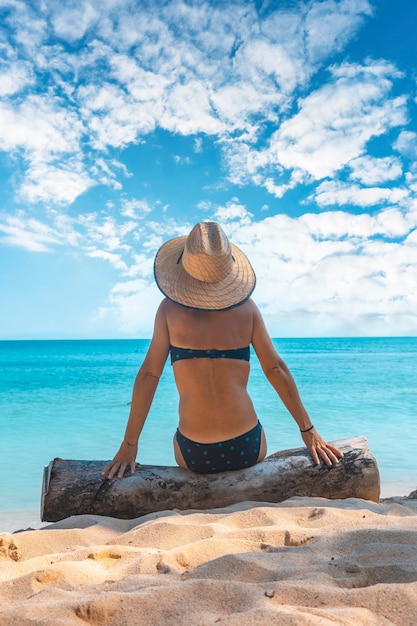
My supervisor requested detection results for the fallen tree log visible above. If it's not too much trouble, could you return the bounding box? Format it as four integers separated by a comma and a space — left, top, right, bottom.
41, 435, 380, 522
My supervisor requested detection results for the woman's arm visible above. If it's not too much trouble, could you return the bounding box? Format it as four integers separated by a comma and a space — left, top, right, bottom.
102, 300, 170, 479
250, 301, 343, 466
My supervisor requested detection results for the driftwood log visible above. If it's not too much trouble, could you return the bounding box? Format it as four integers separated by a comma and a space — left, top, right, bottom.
41, 435, 380, 522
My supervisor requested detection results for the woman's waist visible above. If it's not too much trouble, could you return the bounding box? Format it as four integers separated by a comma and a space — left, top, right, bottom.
177, 403, 259, 443
174, 363, 250, 398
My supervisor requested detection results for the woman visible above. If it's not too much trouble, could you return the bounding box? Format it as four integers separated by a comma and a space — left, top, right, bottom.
103, 221, 342, 479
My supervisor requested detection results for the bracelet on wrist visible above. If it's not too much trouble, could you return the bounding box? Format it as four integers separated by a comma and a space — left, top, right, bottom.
124, 438, 137, 446
300, 424, 314, 433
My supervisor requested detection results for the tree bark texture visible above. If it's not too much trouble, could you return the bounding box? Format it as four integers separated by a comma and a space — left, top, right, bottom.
41, 435, 380, 522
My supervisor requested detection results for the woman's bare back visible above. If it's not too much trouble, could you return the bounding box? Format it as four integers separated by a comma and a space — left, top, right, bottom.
163, 299, 259, 441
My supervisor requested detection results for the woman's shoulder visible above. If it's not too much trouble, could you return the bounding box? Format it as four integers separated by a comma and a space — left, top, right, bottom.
157, 297, 180, 315
234, 297, 260, 317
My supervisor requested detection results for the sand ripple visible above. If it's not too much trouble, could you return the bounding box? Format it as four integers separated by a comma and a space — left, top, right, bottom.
1, 496, 417, 625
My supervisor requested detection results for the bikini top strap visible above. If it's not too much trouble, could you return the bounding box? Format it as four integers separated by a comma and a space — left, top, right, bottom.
169, 345, 250, 364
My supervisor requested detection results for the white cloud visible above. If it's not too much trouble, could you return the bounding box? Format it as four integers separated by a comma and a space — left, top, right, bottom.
120, 199, 153, 219
162, 81, 224, 136
109, 53, 169, 104
0, 0, 382, 206
122, 253, 155, 279
312, 180, 409, 208
262, 61, 406, 180
262, 178, 293, 199
406, 168, 417, 193
348, 155, 403, 185
300, 207, 414, 240
234, 210, 417, 336
214, 200, 253, 224
92, 201, 417, 337
0, 201, 167, 287
0, 95, 91, 203
0, 211, 66, 252
97, 278, 162, 334
173, 155, 191, 165
223, 58, 408, 195
49, 0, 100, 42
234, 38, 299, 95
304, 0, 373, 65
79, 81, 157, 149
86, 248, 129, 272
1, 2, 47, 54
0, 97, 83, 155
194, 137, 203, 153
20, 162, 94, 204
0, 61, 34, 96
90, 158, 125, 190
75, 214, 138, 256
394, 130, 417, 160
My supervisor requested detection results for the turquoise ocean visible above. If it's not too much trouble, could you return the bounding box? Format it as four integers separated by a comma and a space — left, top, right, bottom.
1, 337, 416, 531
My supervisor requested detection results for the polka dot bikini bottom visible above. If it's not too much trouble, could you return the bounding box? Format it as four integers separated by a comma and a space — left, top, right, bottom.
176, 420, 262, 473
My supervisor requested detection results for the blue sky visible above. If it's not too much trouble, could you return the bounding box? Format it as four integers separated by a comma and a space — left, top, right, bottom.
0, 0, 416, 339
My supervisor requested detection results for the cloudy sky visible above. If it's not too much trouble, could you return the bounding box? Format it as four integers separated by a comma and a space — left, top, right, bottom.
1, 0, 416, 339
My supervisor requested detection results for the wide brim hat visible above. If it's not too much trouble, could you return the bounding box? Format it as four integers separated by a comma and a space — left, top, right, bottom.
154, 221, 256, 310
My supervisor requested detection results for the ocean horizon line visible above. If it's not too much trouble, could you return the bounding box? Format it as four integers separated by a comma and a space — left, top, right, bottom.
1, 335, 417, 342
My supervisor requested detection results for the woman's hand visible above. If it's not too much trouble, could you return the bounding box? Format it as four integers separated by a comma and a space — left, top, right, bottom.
102, 440, 139, 479
301, 429, 343, 466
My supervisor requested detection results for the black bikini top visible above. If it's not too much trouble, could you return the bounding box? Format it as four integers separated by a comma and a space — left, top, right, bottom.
169, 344, 250, 365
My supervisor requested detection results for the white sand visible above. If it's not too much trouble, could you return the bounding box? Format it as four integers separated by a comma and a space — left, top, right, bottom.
1, 495, 417, 625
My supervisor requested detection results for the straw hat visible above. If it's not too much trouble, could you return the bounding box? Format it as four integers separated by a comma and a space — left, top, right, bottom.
154, 221, 256, 310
